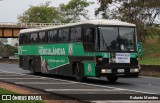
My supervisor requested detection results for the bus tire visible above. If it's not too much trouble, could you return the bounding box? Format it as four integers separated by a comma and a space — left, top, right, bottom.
29, 60, 35, 74
107, 76, 118, 83
134, 74, 139, 77
75, 62, 85, 82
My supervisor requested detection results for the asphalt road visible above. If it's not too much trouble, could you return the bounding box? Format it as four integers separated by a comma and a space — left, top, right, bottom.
0, 63, 160, 95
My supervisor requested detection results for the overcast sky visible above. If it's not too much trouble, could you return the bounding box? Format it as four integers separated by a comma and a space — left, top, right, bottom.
0, 0, 99, 22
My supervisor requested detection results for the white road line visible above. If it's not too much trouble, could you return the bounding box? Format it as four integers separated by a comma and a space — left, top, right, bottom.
15, 82, 74, 84
0, 75, 24, 76
0, 78, 41, 79
0, 70, 157, 94
113, 88, 126, 91
45, 89, 112, 92
92, 101, 160, 103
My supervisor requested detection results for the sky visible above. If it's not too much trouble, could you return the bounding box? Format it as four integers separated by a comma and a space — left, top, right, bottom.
0, 0, 99, 22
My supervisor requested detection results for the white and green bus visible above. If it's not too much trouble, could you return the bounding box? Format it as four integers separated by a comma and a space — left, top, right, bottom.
19, 19, 140, 82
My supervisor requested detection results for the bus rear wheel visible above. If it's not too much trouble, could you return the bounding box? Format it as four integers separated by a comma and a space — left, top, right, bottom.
107, 76, 118, 83
29, 61, 36, 74
75, 63, 85, 82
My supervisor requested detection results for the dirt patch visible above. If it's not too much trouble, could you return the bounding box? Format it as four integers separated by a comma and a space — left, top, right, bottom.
0, 82, 79, 103
140, 65, 160, 77
144, 38, 159, 44
0, 59, 18, 64
149, 54, 160, 58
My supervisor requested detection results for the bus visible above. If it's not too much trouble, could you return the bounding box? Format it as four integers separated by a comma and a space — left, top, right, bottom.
18, 19, 140, 82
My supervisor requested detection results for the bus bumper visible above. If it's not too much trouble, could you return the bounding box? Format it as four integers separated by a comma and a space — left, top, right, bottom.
96, 65, 141, 77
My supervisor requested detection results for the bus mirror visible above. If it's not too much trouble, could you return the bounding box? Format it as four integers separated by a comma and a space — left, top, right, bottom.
137, 42, 142, 55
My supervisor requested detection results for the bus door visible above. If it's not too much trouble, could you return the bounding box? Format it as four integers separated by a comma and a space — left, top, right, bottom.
83, 25, 97, 77
83, 26, 95, 52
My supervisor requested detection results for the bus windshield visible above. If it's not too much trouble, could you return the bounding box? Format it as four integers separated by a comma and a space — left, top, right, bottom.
98, 26, 136, 51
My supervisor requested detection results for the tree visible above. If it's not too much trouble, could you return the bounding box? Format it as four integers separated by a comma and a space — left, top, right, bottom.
0, 38, 8, 57
18, 2, 62, 23
59, 0, 94, 23
96, 0, 160, 25
0, 38, 8, 45
18, 0, 94, 23
95, 0, 160, 40
0, 44, 18, 57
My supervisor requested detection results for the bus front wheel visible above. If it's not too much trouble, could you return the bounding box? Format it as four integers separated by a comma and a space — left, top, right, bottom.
75, 63, 85, 82
107, 76, 118, 83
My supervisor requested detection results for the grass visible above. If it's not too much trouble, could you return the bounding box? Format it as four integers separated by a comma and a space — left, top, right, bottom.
0, 88, 44, 103
139, 58, 160, 65
139, 36, 160, 65
0, 88, 17, 94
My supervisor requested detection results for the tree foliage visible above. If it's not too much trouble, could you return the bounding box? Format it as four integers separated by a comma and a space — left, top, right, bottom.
0, 38, 8, 45
18, 0, 93, 23
58, 0, 93, 23
18, 2, 61, 23
96, 0, 160, 40
0, 44, 17, 57
0, 39, 17, 57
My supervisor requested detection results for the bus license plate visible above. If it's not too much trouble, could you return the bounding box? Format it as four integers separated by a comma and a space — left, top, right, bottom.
117, 69, 124, 73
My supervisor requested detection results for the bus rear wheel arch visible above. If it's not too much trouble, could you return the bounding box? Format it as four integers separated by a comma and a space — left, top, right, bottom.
29, 59, 41, 75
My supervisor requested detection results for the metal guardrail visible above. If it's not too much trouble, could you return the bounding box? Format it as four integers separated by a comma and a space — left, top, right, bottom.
0, 22, 66, 28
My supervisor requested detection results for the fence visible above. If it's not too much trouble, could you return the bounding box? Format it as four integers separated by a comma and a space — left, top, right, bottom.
0, 22, 66, 28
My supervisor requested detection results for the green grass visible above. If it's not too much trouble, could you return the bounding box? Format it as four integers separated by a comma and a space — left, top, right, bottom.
139, 37, 160, 65
0, 88, 18, 94
139, 58, 160, 65
0, 88, 44, 103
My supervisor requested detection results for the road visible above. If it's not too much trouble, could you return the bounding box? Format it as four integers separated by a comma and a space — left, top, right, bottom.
0, 63, 159, 94
0, 63, 160, 102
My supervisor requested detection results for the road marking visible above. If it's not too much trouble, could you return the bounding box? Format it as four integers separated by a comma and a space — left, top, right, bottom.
0, 78, 41, 79
113, 88, 126, 91
92, 101, 160, 103
0, 70, 157, 94
0, 75, 24, 76
15, 82, 74, 84
45, 89, 112, 92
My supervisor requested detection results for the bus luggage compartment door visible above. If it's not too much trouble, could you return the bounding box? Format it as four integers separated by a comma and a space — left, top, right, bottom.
84, 61, 96, 77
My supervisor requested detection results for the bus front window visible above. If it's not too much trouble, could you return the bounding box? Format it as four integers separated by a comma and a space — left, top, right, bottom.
98, 27, 136, 51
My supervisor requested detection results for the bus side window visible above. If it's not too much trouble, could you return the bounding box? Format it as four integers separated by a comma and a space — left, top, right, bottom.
70, 27, 82, 42
30, 33, 34, 44
23, 33, 29, 44
30, 32, 38, 44
48, 30, 57, 43
58, 28, 69, 42
75, 27, 82, 41
26, 34, 30, 44
34, 33, 38, 43
58, 29, 63, 42
22, 34, 25, 44
70, 28, 76, 42
39, 31, 47, 43
19, 34, 23, 45
83, 28, 94, 43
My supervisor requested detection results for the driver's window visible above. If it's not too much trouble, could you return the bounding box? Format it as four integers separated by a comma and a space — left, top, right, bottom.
83, 28, 94, 43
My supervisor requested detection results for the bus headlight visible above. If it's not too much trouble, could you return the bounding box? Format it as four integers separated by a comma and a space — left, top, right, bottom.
101, 69, 112, 73
130, 68, 139, 73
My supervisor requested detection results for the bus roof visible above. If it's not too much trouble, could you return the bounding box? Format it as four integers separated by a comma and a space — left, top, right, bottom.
20, 28, 40, 33
20, 19, 136, 34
